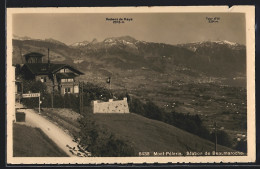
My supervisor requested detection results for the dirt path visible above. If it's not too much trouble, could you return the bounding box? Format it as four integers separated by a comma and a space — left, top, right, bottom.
16, 108, 90, 157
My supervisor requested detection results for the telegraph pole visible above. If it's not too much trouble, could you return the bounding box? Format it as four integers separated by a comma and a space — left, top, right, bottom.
79, 81, 84, 114
19, 45, 23, 64
79, 82, 81, 113
51, 84, 54, 108
51, 90, 53, 108
39, 92, 41, 113
214, 121, 218, 154
82, 81, 84, 113
107, 76, 111, 90
108, 76, 113, 97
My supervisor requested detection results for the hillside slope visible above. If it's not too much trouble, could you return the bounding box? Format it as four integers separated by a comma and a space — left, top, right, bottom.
13, 123, 68, 157
93, 113, 234, 154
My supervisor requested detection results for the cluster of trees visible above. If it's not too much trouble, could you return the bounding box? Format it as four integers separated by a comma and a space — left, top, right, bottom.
21, 80, 50, 108
235, 139, 247, 153
128, 97, 234, 149
81, 82, 112, 106
21, 80, 80, 112
78, 113, 135, 157
21, 81, 112, 113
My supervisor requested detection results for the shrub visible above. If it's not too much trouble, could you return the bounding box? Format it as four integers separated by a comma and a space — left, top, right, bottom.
21, 80, 50, 108
78, 114, 135, 157
210, 130, 232, 148
129, 97, 146, 116
127, 96, 235, 147
234, 140, 247, 153
83, 82, 112, 105
21, 81, 114, 113
21, 80, 80, 112
144, 101, 163, 120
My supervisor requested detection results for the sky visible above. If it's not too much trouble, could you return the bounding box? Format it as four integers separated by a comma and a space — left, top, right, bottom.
13, 13, 246, 45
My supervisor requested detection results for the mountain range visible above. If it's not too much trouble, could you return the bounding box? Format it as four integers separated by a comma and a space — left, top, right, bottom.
12, 35, 246, 83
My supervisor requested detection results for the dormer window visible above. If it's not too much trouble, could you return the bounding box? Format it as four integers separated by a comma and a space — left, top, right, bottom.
59, 68, 71, 73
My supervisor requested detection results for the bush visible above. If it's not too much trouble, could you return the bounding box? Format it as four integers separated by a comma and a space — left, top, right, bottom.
127, 96, 235, 147
234, 140, 247, 153
129, 97, 146, 116
144, 101, 163, 120
21, 80, 80, 112
78, 114, 135, 157
210, 130, 232, 148
21, 81, 116, 113
21, 80, 50, 108
83, 82, 112, 105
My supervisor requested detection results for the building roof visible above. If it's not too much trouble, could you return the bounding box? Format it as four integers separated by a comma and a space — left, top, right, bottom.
24, 52, 44, 59
22, 63, 84, 75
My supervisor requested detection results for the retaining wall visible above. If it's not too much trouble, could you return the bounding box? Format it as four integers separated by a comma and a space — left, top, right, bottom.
93, 97, 130, 113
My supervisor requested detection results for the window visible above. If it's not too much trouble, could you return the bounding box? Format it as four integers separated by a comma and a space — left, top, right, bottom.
41, 67, 47, 71
59, 68, 71, 73
64, 87, 71, 94
40, 77, 47, 82
61, 78, 74, 82
74, 85, 79, 93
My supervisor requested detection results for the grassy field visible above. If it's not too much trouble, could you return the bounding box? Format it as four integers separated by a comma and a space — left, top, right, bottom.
93, 113, 234, 155
13, 123, 68, 157
40, 108, 236, 155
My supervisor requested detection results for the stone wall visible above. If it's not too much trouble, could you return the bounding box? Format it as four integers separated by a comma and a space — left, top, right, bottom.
93, 97, 130, 114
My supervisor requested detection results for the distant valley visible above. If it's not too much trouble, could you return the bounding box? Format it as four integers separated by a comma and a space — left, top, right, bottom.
12, 35, 247, 142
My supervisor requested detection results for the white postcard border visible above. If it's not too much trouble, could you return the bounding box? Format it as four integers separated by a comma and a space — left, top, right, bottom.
6, 6, 255, 164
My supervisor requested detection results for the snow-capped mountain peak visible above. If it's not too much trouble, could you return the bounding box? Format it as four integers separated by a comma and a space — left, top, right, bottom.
213, 40, 239, 46
13, 34, 33, 41
70, 41, 90, 47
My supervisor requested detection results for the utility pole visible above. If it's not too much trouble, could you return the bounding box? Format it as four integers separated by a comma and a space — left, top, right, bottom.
79, 82, 84, 114
19, 45, 23, 64
51, 84, 54, 108
39, 92, 41, 114
52, 89, 54, 108
82, 81, 84, 113
79, 82, 81, 113
214, 121, 218, 154
109, 77, 111, 90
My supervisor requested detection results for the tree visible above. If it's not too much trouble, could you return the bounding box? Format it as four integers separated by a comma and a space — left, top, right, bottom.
21, 80, 50, 108
144, 101, 163, 120
210, 130, 232, 148
83, 82, 112, 105
235, 140, 247, 153
78, 114, 135, 157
